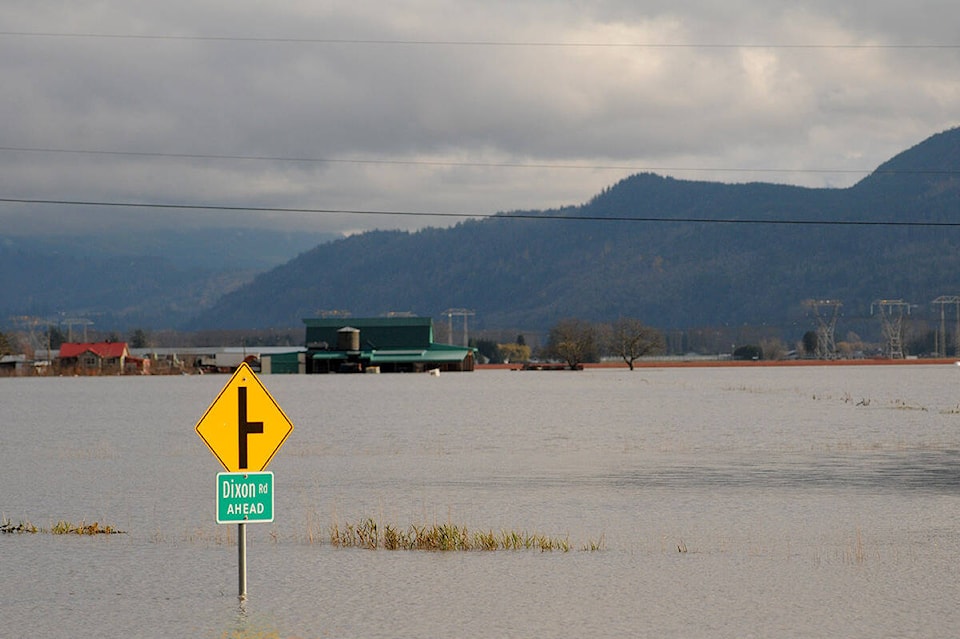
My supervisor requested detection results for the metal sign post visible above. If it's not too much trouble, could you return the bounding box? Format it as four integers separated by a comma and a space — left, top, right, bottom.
216, 471, 275, 601
195, 363, 293, 601
238, 522, 247, 600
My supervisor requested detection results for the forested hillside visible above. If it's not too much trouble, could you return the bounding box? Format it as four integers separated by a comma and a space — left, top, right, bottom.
0, 229, 334, 329
190, 128, 960, 340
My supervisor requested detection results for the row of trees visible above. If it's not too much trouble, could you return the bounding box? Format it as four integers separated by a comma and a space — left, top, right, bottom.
541, 318, 666, 370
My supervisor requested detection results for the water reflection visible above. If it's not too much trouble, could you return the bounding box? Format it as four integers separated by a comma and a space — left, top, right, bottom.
601, 448, 960, 491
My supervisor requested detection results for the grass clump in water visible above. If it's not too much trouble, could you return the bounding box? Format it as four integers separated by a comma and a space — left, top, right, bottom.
49, 520, 123, 535
0, 518, 38, 534
329, 518, 596, 552
1, 516, 124, 535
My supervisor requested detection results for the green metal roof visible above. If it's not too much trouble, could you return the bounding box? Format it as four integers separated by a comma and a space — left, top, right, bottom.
310, 352, 347, 360
368, 348, 469, 363
311, 347, 471, 363
303, 317, 433, 350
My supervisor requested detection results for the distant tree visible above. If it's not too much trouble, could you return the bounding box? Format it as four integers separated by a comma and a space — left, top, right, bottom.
497, 342, 531, 364
801, 331, 818, 357
516, 334, 526, 347
129, 328, 149, 349
733, 344, 761, 360
905, 326, 936, 357
0, 331, 12, 356
472, 339, 501, 364
604, 318, 665, 370
46, 326, 67, 349
837, 332, 870, 358
760, 337, 788, 361
543, 318, 598, 368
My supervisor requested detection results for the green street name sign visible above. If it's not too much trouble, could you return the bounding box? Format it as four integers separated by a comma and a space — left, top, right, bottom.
217, 471, 274, 524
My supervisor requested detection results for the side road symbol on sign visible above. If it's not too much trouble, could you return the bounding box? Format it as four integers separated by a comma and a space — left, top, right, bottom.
195, 362, 294, 472
237, 386, 263, 470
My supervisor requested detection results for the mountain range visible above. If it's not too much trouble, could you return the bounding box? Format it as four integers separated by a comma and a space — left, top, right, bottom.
6, 127, 960, 345
189, 127, 960, 342
0, 228, 334, 331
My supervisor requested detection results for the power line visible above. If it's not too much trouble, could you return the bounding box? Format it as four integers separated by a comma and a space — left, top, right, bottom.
1, 196, 958, 227
4, 144, 959, 177
1, 31, 958, 49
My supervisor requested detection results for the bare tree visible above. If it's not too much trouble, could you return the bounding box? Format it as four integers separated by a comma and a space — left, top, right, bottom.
543, 318, 598, 369
606, 318, 665, 370
759, 337, 788, 361
0, 331, 13, 357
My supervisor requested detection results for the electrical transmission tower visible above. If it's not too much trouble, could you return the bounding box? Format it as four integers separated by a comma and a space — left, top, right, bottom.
931, 295, 960, 357
60, 317, 94, 343
442, 308, 475, 347
871, 299, 911, 359
803, 299, 842, 359
10, 316, 56, 356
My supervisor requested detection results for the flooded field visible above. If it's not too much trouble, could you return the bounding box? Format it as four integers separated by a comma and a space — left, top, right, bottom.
2, 365, 959, 637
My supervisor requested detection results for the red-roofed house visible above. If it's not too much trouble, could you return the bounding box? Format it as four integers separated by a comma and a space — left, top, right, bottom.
58, 342, 147, 375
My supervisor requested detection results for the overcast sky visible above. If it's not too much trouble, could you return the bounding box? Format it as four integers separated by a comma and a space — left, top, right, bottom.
2, 1, 959, 236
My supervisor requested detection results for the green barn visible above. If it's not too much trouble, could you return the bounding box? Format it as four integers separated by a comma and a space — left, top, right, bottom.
303, 317, 475, 373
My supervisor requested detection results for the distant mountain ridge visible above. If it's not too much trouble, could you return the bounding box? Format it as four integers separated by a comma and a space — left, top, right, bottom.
189, 127, 960, 340
0, 228, 336, 329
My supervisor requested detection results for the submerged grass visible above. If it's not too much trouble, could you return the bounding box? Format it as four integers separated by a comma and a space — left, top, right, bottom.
2, 512, 601, 551
0, 518, 38, 534
1, 516, 124, 535
328, 517, 603, 552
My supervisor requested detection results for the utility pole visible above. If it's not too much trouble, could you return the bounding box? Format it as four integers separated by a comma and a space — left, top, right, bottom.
871, 299, 911, 359
803, 299, 842, 359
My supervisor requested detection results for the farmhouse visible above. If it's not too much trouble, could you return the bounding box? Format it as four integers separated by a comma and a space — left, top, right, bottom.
58, 341, 149, 375
303, 317, 475, 373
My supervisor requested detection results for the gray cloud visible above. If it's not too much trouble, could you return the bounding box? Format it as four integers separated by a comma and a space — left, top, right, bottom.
2, 1, 959, 236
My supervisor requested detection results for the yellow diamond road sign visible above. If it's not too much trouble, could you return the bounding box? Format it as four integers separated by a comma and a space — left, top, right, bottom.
195, 362, 294, 472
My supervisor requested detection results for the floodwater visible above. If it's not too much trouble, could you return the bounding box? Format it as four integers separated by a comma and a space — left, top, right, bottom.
2, 365, 959, 638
